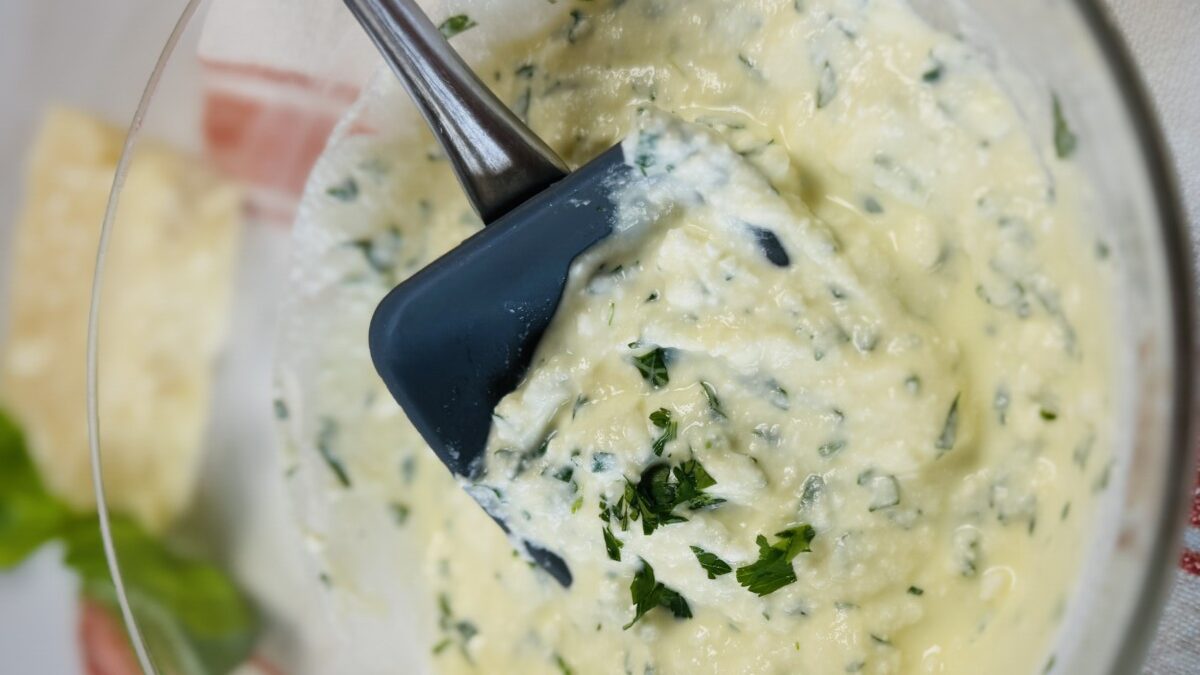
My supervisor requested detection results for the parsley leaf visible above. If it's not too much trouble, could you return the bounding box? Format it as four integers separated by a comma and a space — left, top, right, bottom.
437, 14, 477, 39
699, 381, 727, 420
735, 525, 816, 596
935, 394, 960, 456
632, 347, 670, 388
624, 560, 692, 629
603, 525, 624, 561
600, 458, 723, 535
316, 418, 351, 487
690, 546, 732, 579
325, 177, 358, 201
649, 408, 677, 456
1052, 93, 1077, 159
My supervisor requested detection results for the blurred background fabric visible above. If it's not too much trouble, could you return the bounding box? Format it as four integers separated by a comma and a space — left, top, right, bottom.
0, 0, 1196, 673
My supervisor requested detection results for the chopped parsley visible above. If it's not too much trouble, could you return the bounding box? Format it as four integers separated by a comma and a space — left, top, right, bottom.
389, 502, 410, 525
603, 525, 624, 561
600, 459, 724, 535
1039, 407, 1058, 421
817, 62, 838, 108
818, 439, 846, 458
632, 347, 670, 388
316, 419, 351, 487
555, 654, 575, 675
907, 585, 924, 596
591, 452, 615, 472
921, 56, 943, 83
624, 560, 692, 629
935, 394, 960, 455
435, 593, 478, 662
1052, 93, 1077, 159
690, 546, 733, 579
325, 177, 358, 201
437, 14, 477, 39
700, 381, 727, 420
735, 525, 816, 596
649, 408, 678, 456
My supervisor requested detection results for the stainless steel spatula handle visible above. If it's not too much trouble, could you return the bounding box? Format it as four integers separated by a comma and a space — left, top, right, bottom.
344, 0, 569, 224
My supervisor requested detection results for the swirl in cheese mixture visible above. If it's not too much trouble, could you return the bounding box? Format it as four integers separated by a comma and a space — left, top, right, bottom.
278, 1, 1114, 674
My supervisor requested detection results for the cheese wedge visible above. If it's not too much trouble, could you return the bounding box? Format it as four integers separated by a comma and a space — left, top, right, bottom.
1, 107, 241, 533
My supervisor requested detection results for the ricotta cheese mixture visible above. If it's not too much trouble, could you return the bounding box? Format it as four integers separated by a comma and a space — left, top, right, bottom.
277, 1, 1114, 674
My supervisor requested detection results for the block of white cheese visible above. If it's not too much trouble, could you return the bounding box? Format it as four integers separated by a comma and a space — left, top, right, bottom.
0, 107, 241, 533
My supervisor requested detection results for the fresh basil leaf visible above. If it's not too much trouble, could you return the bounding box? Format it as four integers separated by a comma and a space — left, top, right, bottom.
0, 410, 71, 568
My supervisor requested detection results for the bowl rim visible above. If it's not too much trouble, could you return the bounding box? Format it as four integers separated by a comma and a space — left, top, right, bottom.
84, 1, 1197, 673
1068, 2, 1197, 673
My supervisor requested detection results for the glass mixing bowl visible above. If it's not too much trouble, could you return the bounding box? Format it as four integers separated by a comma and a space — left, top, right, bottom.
89, 1, 1194, 673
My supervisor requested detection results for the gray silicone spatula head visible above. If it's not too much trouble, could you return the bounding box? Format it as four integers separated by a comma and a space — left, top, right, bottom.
344, 0, 633, 586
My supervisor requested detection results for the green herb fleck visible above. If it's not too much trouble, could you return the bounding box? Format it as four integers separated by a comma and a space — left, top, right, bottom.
907, 585, 924, 596
600, 458, 723, 535
390, 502, 410, 525
818, 439, 846, 458
1040, 408, 1058, 421
690, 546, 732, 579
437, 14, 477, 39
326, 177, 358, 201
316, 419, 351, 487
817, 62, 838, 108
591, 452, 615, 472
555, 654, 575, 675
700, 381, 727, 420
1052, 94, 1077, 159
735, 525, 816, 596
921, 58, 943, 84
624, 560, 692, 629
935, 394, 960, 455
603, 525, 624, 561
649, 408, 678, 456
632, 347, 670, 388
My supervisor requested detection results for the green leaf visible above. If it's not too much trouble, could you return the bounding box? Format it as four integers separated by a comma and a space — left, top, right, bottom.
1052, 94, 1077, 159
690, 546, 732, 579
0, 408, 259, 674
0, 410, 71, 568
649, 408, 677, 456
437, 14, 477, 39
325, 177, 358, 201
935, 394, 960, 455
817, 62, 838, 108
632, 347, 670, 388
735, 525, 816, 596
64, 516, 259, 675
317, 418, 352, 487
603, 525, 623, 562
624, 560, 692, 629
699, 381, 727, 420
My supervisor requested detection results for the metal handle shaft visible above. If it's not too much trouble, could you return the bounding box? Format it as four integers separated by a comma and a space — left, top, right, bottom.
344, 0, 568, 223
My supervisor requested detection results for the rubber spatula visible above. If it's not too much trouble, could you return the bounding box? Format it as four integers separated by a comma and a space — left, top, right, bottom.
345, 0, 632, 586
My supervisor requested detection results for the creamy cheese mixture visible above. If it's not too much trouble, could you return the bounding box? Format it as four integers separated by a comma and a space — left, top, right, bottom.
277, 1, 1114, 673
